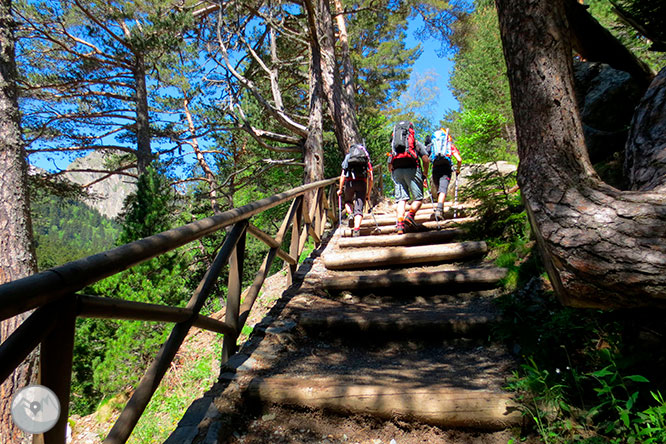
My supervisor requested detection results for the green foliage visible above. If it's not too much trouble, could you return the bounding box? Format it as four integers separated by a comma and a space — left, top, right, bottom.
117, 165, 175, 244
30, 185, 120, 270
446, 0, 517, 163
587, 0, 666, 72
498, 279, 666, 443
454, 108, 516, 163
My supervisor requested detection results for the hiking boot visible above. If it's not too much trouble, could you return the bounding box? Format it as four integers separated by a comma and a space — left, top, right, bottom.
434, 205, 443, 219
352, 228, 361, 237
396, 221, 404, 235
404, 212, 416, 226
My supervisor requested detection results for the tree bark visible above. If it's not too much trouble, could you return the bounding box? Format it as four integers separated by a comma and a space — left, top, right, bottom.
303, 0, 325, 185
625, 68, 666, 192
494, 0, 666, 308
0, 0, 38, 440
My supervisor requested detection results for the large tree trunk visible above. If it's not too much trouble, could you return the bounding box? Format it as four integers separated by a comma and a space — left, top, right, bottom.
0, 0, 39, 440
303, 0, 325, 185
494, 0, 666, 308
315, 0, 361, 155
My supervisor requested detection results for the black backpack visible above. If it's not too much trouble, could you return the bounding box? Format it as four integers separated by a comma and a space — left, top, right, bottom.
390, 121, 417, 167
345, 144, 369, 180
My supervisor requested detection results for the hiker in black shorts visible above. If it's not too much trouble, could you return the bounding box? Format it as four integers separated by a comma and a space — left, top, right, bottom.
427, 130, 462, 219
337, 144, 373, 237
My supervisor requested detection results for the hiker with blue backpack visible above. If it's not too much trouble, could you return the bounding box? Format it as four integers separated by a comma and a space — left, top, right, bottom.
337, 143, 373, 237
388, 121, 430, 234
427, 128, 462, 219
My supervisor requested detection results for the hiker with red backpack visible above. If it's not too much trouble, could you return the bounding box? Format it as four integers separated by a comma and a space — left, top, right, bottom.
337, 143, 373, 237
388, 121, 430, 234
428, 128, 462, 219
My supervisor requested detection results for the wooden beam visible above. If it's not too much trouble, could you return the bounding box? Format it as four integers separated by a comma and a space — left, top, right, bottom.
0, 178, 337, 322
223, 227, 246, 362
323, 242, 488, 270
246, 376, 521, 430
77, 295, 234, 335
315, 267, 508, 291
337, 229, 465, 248
247, 223, 297, 265
39, 296, 76, 444
341, 217, 477, 237
0, 298, 63, 384
104, 221, 248, 444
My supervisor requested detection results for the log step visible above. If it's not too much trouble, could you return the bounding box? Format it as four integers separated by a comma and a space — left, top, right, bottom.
340, 217, 477, 237
359, 208, 466, 227
292, 294, 499, 339
337, 228, 465, 248
312, 266, 508, 292
246, 376, 521, 430
323, 241, 487, 270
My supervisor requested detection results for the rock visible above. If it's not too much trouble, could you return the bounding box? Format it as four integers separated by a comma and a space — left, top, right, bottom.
573, 61, 644, 165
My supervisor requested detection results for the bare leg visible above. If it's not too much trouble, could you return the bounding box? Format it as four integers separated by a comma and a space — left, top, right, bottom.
353, 214, 363, 230
396, 200, 407, 221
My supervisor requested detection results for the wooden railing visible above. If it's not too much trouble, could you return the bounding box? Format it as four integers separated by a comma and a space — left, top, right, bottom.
0, 177, 338, 444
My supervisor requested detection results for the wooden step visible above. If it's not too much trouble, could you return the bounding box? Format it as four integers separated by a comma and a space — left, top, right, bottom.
313, 266, 508, 291
340, 217, 477, 237
246, 376, 521, 430
323, 241, 487, 270
292, 295, 499, 339
337, 229, 465, 248
359, 208, 465, 227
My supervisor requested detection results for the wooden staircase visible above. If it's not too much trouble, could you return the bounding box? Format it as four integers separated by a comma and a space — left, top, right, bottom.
166, 201, 524, 443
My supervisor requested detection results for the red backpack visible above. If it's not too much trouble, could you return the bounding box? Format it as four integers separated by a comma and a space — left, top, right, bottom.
390, 121, 418, 168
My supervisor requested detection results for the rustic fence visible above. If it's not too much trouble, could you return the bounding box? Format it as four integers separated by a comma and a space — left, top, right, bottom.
0, 177, 338, 444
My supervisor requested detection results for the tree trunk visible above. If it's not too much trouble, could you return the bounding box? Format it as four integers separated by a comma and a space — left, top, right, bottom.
133, 52, 152, 174
0, 0, 38, 440
315, 0, 361, 155
494, 0, 666, 308
303, 0, 326, 185
625, 68, 666, 192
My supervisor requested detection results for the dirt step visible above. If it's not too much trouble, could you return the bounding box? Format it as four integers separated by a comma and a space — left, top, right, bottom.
246, 376, 521, 431
337, 228, 466, 248
289, 294, 500, 340
340, 216, 477, 237
323, 241, 488, 270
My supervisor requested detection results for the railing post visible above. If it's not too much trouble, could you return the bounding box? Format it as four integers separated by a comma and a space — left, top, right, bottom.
35, 295, 76, 444
222, 223, 246, 363
287, 203, 303, 286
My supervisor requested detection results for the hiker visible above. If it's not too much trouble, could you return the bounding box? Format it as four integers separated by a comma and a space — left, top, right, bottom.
429, 129, 462, 219
337, 143, 373, 237
388, 121, 430, 234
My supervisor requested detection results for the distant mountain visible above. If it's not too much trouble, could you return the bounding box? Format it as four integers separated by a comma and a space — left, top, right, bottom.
63, 150, 136, 219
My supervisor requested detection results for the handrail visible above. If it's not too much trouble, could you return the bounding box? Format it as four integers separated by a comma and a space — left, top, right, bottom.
0, 178, 336, 321
0, 177, 338, 444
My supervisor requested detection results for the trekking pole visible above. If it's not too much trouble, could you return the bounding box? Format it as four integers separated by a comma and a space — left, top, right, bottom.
369, 200, 380, 233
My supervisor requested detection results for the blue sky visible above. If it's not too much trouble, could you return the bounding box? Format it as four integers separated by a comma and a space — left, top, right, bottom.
404, 19, 459, 125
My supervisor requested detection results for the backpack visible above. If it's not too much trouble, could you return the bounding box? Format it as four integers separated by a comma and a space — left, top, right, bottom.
345, 144, 369, 180
429, 128, 452, 166
390, 121, 418, 167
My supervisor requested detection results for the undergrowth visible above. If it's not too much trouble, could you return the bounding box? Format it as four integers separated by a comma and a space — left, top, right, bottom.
467, 164, 666, 443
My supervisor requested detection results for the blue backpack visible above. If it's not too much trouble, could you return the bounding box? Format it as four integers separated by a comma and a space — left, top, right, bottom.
429, 129, 452, 165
